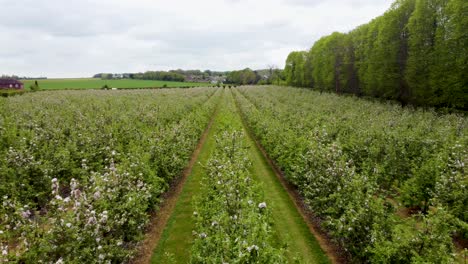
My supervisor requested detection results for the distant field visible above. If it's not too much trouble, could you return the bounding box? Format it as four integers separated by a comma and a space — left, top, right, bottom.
21, 78, 210, 90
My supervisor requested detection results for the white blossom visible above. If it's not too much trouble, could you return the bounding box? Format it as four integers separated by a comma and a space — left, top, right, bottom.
21, 210, 31, 219
247, 245, 259, 252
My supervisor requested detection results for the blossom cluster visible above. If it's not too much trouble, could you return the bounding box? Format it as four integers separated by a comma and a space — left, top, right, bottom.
0, 88, 220, 262
235, 86, 465, 263
190, 105, 286, 263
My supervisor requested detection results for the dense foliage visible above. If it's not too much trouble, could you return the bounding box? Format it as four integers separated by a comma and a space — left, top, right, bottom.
284, 0, 467, 109
226, 68, 261, 85
132, 71, 186, 82
190, 97, 286, 263
0, 88, 220, 262
234, 86, 467, 263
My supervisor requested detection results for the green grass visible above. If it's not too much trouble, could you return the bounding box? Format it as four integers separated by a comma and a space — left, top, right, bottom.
152, 88, 330, 263
21, 78, 210, 90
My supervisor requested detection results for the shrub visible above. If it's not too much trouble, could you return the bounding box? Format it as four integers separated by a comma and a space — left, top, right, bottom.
0, 90, 26, 97
30, 81, 41, 91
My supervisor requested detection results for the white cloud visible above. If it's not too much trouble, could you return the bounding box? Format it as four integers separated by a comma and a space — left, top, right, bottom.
0, 0, 394, 77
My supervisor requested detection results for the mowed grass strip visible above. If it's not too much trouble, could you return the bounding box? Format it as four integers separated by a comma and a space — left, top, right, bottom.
22, 78, 209, 90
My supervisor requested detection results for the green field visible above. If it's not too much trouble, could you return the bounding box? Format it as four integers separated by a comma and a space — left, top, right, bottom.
21, 78, 210, 90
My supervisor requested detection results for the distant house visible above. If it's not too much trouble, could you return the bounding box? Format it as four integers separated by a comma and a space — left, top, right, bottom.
0, 79, 24, 90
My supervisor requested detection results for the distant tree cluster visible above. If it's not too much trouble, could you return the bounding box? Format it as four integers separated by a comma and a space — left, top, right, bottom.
226, 68, 260, 85
225, 68, 285, 86
91, 68, 284, 86
1, 75, 19, 80
93, 73, 131, 79
284, 0, 467, 109
93, 71, 185, 82
132, 71, 185, 82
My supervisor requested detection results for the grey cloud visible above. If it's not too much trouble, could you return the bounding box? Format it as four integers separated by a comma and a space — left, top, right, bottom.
1, 0, 142, 37
0, 0, 394, 77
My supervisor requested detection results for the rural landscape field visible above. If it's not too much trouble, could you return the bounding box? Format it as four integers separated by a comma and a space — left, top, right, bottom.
1, 0, 467, 263
21, 79, 208, 90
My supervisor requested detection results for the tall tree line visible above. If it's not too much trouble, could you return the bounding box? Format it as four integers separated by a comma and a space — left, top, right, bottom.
284, 0, 467, 109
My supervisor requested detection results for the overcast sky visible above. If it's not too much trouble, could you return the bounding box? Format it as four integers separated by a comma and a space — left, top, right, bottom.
0, 0, 393, 78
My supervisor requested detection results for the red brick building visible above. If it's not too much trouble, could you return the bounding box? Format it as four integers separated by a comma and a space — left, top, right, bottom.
0, 79, 24, 90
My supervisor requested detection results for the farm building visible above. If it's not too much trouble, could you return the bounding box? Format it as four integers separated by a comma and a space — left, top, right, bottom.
0, 79, 24, 90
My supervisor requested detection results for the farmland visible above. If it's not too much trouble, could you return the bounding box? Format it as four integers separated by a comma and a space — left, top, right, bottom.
21, 78, 209, 90
0, 86, 466, 263
151, 89, 329, 264
2, 0, 466, 262
0, 88, 219, 262
234, 86, 467, 263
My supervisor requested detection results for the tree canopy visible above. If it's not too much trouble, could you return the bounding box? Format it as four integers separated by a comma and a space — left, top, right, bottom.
284, 0, 467, 109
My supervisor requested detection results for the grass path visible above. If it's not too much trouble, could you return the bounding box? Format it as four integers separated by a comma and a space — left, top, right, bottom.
150, 88, 331, 263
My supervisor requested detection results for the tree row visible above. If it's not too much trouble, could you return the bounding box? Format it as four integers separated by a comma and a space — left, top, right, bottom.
284, 0, 467, 109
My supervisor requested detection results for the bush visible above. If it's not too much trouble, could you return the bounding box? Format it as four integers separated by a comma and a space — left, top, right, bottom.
30, 81, 41, 91
0, 90, 26, 97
